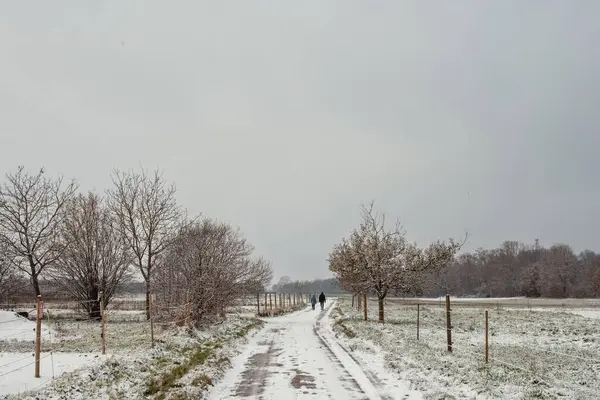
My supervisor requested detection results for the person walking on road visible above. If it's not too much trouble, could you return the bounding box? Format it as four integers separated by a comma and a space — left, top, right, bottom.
311, 294, 317, 310
318, 292, 326, 311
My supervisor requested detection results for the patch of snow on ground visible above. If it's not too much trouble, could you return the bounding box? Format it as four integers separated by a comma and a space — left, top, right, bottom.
0, 311, 56, 342
329, 297, 600, 399
0, 352, 100, 397
566, 310, 600, 320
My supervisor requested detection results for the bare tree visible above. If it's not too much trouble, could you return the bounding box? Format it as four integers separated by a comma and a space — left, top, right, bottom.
539, 244, 577, 297
106, 167, 184, 320
328, 239, 370, 297
0, 167, 78, 298
329, 201, 464, 322
521, 262, 541, 297
156, 218, 273, 323
50, 192, 133, 320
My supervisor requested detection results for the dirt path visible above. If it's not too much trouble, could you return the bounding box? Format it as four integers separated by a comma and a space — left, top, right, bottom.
208, 301, 392, 399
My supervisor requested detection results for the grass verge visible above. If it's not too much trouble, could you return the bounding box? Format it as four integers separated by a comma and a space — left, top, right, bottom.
145, 319, 264, 399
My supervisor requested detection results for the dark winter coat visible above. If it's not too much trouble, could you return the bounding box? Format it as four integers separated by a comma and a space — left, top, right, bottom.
311, 295, 317, 305
318, 293, 325, 303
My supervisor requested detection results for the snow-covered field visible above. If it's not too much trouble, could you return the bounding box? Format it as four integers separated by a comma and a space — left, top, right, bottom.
330, 296, 600, 399
0, 307, 265, 399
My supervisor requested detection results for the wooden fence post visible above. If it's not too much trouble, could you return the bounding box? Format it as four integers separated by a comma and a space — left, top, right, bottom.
417, 303, 420, 340
485, 310, 489, 363
35, 295, 42, 378
264, 293, 267, 309
363, 293, 367, 321
352, 294, 355, 308
100, 291, 106, 355
446, 294, 452, 352
269, 293, 272, 310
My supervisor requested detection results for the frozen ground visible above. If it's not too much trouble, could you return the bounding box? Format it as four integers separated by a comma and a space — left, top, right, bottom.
0, 353, 101, 396
330, 296, 600, 399
0, 308, 266, 399
0, 311, 56, 342
209, 300, 422, 399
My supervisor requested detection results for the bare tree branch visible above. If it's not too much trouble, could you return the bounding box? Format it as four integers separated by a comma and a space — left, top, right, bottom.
329, 201, 464, 321
155, 218, 273, 324
48, 192, 133, 320
106, 167, 185, 319
0, 166, 78, 298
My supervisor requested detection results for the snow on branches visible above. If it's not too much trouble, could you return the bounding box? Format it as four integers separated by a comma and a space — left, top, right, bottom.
328, 201, 465, 321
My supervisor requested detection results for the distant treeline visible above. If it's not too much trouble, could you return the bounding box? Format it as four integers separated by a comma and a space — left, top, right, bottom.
270, 277, 345, 295
11, 238, 597, 303
274, 240, 600, 299
422, 240, 600, 298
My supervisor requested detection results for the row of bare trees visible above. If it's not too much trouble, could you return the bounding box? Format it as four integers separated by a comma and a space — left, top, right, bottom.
422, 240, 600, 298
328, 202, 465, 321
0, 166, 273, 323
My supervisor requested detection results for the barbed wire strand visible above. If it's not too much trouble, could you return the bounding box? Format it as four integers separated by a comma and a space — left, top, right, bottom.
0, 353, 51, 378
0, 353, 34, 369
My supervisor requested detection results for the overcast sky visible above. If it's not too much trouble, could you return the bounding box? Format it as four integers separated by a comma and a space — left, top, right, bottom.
1, 1, 599, 282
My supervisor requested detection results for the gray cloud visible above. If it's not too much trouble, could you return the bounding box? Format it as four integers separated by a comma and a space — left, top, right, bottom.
1, 1, 599, 281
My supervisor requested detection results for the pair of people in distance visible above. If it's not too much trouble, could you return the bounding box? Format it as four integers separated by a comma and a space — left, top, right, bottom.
311, 292, 326, 311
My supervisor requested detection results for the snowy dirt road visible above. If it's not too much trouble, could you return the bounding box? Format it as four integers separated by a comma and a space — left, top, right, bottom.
208, 300, 409, 400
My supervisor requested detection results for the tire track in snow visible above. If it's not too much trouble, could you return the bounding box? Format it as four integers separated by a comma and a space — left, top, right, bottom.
314, 301, 393, 400
208, 304, 384, 399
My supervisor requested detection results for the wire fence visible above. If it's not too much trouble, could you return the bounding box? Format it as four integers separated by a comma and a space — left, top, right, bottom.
338, 295, 600, 398
0, 290, 308, 388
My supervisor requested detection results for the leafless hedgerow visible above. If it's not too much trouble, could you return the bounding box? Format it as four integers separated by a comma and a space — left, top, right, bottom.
155, 218, 273, 324
106, 167, 185, 320
328, 201, 465, 322
49, 192, 134, 320
0, 166, 78, 298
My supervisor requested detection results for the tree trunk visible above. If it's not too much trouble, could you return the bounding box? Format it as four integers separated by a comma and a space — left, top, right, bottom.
146, 255, 152, 320
378, 296, 385, 322
145, 280, 151, 320
89, 299, 101, 321
29, 257, 41, 297
88, 285, 101, 321
32, 275, 41, 298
